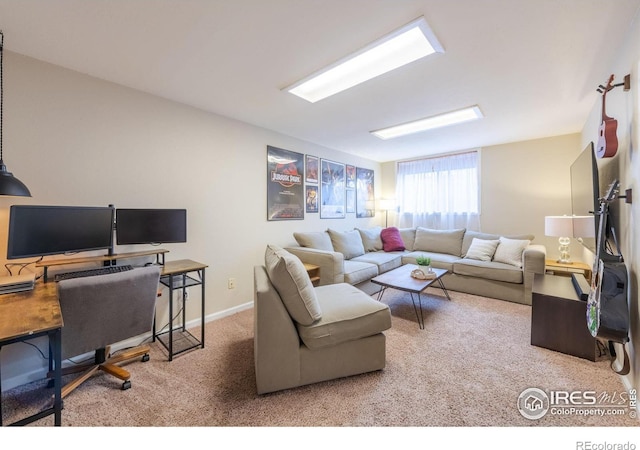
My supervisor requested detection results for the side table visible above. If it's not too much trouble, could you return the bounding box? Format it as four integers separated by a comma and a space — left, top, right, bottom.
155, 259, 208, 361
531, 274, 602, 361
304, 263, 320, 287
545, 259, 592, 283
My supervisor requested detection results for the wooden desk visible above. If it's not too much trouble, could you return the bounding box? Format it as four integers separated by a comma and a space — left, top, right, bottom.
0, 282, 63, 426
155, 260, 208, 361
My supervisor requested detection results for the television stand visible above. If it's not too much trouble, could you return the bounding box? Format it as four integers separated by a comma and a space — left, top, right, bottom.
37, 249, 169, 282
531, 274, 604, 361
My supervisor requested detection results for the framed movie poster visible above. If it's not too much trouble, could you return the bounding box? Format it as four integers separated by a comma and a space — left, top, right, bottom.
346, 164, 356, 189
267, 146, 304, 220
305, 155, 319, 184
320, 159, 346, 219
306, 185, 318, 213
356, 167, 375, 218
346, 189, 355, 213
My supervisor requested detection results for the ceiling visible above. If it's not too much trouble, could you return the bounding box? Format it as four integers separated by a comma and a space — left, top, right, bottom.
1, 0, 639, 162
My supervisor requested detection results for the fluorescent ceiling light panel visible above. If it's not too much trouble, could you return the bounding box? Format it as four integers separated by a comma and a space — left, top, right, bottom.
285, 17, 444, 103
371, 106, 483, 140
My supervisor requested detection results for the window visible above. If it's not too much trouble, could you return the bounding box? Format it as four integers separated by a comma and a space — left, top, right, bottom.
396, 151, 480, 230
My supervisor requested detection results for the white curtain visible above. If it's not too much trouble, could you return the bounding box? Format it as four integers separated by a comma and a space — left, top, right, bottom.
396, 151, 480, 230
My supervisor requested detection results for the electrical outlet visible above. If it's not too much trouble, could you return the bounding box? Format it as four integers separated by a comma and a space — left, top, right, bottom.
228, 278, 236, 289
183, 289, 189, 300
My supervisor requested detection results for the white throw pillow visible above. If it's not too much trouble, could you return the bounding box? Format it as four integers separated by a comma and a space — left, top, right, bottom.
493, 237, 530, 268
465, 238, 500, 262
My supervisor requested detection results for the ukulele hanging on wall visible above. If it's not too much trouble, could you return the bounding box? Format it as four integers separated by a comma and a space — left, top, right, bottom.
596, 74, 618, 158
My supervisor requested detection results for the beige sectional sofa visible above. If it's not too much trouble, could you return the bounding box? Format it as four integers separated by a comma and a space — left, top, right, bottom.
286, 226, 547, 305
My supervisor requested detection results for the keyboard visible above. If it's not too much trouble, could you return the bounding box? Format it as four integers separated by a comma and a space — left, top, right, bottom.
54, 265, 134, 282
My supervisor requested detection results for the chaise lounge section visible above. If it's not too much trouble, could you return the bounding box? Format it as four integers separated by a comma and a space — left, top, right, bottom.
254, 245, 392, 394
286, 226, 547, 305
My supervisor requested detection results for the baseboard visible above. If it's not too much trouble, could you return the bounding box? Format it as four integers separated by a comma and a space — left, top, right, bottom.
1, 301, 255, 392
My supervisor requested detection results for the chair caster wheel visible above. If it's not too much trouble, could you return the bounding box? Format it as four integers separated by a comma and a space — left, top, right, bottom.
122, 380, 131, 390
142, 354, 150, 362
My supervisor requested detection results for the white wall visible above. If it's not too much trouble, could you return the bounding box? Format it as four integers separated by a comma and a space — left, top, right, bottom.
580, 11, 640, 392
481, 134, 582, 257
0, 52, 381, 390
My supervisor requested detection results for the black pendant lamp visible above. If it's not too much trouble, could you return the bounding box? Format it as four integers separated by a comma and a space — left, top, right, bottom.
0, 31, 30, 197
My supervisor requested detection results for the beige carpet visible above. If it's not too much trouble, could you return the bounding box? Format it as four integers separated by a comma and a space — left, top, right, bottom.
2, 287, 636, 429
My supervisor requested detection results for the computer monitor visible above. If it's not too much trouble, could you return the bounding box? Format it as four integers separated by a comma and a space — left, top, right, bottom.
115, 208, 187, 245
7, 205, 115, 259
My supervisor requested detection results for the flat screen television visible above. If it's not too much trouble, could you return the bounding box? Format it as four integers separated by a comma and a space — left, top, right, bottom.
7, 205, 115, 259
115, 208, 187, 245
570, 142, 599, 253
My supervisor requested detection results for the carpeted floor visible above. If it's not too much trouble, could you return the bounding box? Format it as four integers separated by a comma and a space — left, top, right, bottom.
2, 287, 637, 428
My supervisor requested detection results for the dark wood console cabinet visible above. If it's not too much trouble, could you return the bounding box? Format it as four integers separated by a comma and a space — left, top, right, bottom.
531, 274, 602, 361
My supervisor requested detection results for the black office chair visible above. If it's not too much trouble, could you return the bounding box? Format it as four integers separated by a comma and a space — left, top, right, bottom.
50, 265, 161, 399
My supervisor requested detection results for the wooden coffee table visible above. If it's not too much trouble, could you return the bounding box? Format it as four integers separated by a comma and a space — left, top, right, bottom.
371, 264, 450, 329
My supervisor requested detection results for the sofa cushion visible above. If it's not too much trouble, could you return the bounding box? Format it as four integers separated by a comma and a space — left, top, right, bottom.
465, 238, 500, 262
343, 260, 379, 285
402, 251, 457, 272
453, 259, 524, 284
264, 245, 322, 326
356, 227, 383, 252
293, 231, 333, 252
380, 227, 406, 252
493, 237, 531, 268
398, 228, 416, 251
351, 252, 403, 274
296, 282, 391, 350
414, 227, 465, 256
328, 229, 365, 260
462, 230, 534, 257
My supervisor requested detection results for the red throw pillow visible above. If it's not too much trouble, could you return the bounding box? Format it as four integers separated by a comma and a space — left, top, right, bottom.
380, 227, 405, 252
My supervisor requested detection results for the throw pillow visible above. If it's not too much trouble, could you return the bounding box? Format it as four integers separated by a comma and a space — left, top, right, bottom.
264, 245, 322, 326
464, 238, 500, 262
293, 231, 333, 252
327, 229, 365, 260
356, 227, 383, 252
493, 237, 530, 268
380, 227, 406, 252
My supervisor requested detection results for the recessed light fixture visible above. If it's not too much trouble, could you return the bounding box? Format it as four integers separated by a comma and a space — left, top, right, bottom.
285, 17, 444, 103
371, 106, 484, 140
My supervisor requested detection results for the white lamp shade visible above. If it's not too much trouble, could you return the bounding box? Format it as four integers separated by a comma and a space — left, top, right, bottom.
545, 216, 573, 237
572, 215, 595, 238
545, 215, 595, 238
378, 198, 396, 211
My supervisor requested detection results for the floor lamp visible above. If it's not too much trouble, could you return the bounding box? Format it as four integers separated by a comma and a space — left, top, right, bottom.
378, 199, 396, 228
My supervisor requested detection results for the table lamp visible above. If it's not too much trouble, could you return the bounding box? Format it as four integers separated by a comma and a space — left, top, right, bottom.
544, 215, 595, 263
